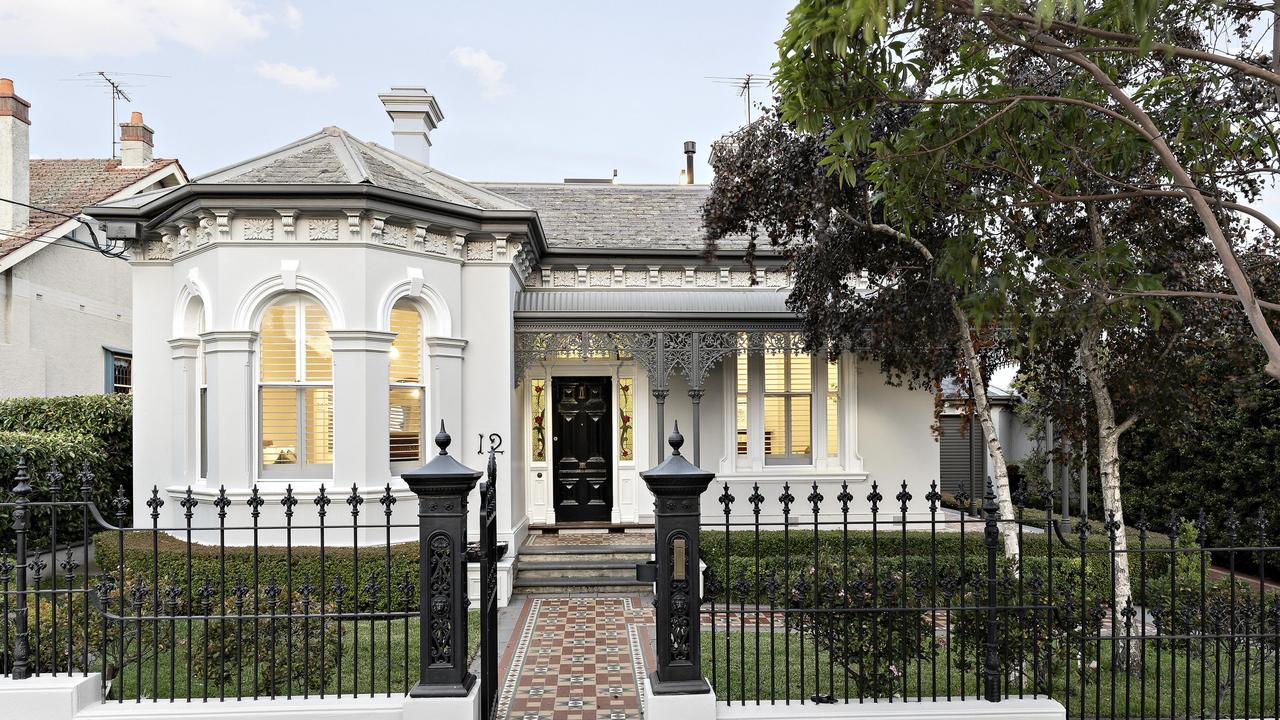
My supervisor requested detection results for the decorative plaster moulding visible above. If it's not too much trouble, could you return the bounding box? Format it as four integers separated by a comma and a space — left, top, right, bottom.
529, 263, 791, 290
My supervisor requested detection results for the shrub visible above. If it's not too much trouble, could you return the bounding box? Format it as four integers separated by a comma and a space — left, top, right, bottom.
0, 394, 133, 550
0, 430, 116, 552
94, 530, 421, 613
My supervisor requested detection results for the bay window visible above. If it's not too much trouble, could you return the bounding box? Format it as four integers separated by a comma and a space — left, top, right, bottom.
259, 295, 333, 478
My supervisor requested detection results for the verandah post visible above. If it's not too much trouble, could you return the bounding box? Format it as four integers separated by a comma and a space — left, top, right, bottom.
982, 478, 1001, 702
638, 423, 714, 698
10, 458, 32, 679
401, 421, 481, 699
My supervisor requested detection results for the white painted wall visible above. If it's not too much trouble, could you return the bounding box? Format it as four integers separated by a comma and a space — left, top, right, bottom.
0, 235, 131, 399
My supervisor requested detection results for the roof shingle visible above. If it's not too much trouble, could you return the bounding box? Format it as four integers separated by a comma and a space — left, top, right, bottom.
476, 182, 750, 252
1, 158, 180, 259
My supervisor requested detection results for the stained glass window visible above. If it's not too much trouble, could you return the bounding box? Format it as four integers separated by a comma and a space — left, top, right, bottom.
618, 376, 634, 461
531, 378, 547, 462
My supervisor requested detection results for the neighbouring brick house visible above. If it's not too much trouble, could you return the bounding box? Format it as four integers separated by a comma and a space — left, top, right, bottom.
0, 79, 186, 398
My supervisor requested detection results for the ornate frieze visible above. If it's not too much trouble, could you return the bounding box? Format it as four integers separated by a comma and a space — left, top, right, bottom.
423, 231, 450, 255
309, 217, 339, 242
531, 264, 789, 290
551, 267, 576, 287
384, 223, 412, 248
465, 239, 495, 261
512, 328, 806, 389
242, 217, 275, 241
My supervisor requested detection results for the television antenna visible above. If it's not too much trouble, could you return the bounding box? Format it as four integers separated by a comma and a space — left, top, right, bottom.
60, 71, 170, 158
707, 74, 772, 124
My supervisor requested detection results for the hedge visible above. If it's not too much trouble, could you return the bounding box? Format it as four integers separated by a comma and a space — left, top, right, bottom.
0, 430, 115, 553
0, 395, 133, 551
0, 394, 132, 490
95, 530, 421, 613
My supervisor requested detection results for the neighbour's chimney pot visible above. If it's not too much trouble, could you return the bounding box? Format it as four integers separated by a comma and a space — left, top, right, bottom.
683, 140, 696, 184
119, 111, 154, 168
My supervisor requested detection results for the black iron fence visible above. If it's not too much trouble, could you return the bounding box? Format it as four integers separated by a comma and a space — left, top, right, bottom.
695, 474, 1280, 718
0, 425, 503, 718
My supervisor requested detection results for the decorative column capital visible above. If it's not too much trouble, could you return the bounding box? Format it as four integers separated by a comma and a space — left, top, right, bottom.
199, 330, 257, 354
167, 336, 202, 359
424, 336, 468, 359
326, 329, 397, 353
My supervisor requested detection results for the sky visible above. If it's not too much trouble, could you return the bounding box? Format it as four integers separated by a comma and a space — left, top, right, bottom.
0, 0, 793, 183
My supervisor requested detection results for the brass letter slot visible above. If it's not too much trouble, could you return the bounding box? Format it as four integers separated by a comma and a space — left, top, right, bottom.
673, 537, 687, 581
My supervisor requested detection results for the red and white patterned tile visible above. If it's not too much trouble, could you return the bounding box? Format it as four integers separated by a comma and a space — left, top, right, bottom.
498, 597, 651, 720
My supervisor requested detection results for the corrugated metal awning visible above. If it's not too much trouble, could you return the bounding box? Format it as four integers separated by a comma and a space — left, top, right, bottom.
513, 290, 795, 320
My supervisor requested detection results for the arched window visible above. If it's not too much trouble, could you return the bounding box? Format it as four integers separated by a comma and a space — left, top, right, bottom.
259, 294, 333, 478
389, 299, 425, 466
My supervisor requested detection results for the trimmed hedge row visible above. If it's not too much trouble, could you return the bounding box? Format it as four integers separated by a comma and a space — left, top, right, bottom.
700, 527, 1112, 570
94, 530, 421, 613
0, 429, 117, 552
0, 394, 133, 523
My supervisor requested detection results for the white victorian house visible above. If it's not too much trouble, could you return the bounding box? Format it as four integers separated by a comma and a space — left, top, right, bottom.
87, 88, 940, 600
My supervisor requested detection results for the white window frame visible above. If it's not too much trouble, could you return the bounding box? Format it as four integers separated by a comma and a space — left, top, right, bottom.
389, 300, 427, 474
257, 294, 333, 480
730, 351, 851, 473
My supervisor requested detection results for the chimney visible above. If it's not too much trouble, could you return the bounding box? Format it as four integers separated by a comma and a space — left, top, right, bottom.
0, 78, 30, 232
683, 140, 696, 184
378, 87, 443, 166
119, 111, 154, 168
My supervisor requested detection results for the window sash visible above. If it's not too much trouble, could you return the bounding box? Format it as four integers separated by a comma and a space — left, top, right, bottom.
389, 384, 425, 466
259, 385, 333, 478
736, 351, 843, 469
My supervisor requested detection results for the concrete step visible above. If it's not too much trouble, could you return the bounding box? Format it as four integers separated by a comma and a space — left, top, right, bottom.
517, 559, 639, 579
512, 576, 652, 594
518, 545, 652, 563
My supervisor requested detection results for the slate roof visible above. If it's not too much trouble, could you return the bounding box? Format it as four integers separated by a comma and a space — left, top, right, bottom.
197, 127, 529, 212
0, 158, 181, 260
477, 182, 752, 253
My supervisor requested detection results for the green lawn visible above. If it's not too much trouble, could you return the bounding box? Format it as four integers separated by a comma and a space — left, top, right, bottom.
702, 629, 1280, 717
111, 612, 481, 701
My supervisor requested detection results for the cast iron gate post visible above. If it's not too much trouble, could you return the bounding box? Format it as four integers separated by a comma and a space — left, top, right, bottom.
9, 458, 31, 679
402, 422, 481, 698
637, 423, 714, 694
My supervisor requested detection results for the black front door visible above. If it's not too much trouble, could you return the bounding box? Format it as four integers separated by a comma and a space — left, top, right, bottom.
552, 377, 612, 522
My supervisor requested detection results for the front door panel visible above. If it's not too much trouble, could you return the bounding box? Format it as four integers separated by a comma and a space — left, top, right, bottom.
552, 377, 612, 522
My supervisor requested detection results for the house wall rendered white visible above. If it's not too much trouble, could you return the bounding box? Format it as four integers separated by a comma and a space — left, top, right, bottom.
0, 235, 132, 398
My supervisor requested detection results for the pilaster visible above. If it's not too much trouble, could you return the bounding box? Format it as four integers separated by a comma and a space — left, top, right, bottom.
329, 329, 397, 485
200, 330, 257, 489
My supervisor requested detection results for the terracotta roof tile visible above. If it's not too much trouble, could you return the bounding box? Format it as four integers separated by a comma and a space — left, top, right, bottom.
0, 158, 179, 259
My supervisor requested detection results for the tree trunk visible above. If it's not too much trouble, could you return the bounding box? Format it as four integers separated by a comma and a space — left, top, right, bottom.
1078, 320, 1141, 666
1058, 47, 1280, 381
949, 297, 1020, 562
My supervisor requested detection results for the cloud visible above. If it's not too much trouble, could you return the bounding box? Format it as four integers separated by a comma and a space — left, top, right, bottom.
282, 3, 303, 30
449, 47, 509, 100
255, 61, 337, 91
0, 0, 271, 57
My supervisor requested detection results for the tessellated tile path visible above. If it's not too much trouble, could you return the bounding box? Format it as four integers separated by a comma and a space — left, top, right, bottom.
497, 597, 654, 720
